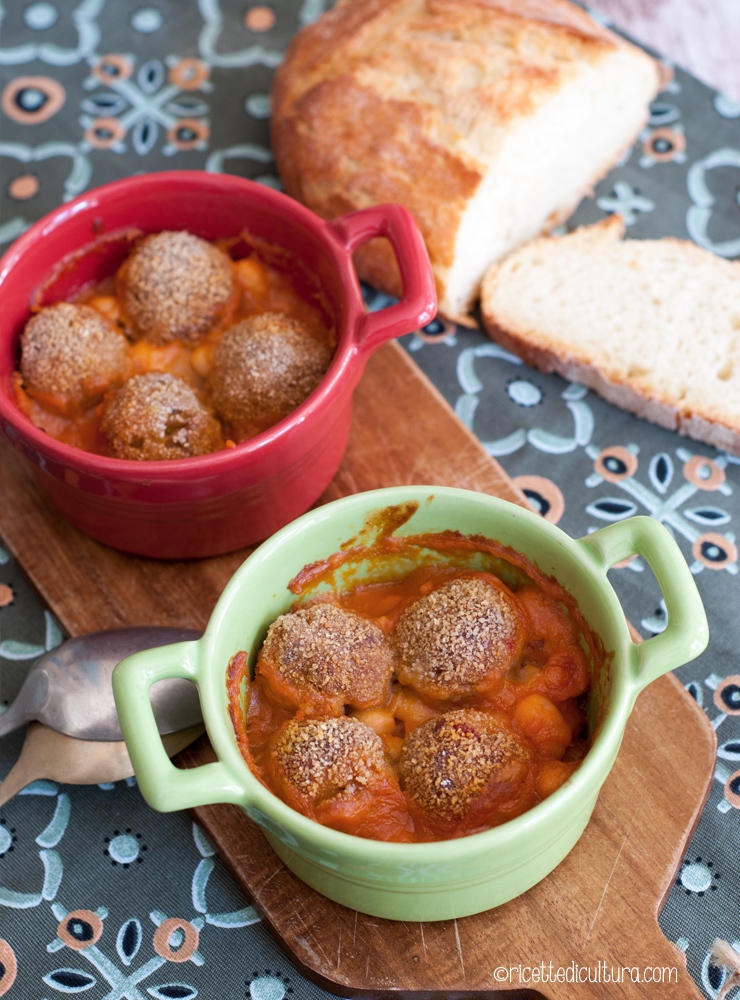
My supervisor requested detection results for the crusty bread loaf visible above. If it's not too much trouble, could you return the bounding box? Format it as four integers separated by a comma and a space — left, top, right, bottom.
481, 215, 740, 453
272, 0, 659, 322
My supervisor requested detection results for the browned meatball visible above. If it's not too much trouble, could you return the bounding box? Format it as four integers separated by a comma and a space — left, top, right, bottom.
257, 603, 395, 714
270, 716, 387, 808
399, 709, 533, 831
393, 576, 526, 702
101, 372, 220, 460
207, 313, 332, 438
20, 302, 128, 409
118, 231, 237, 344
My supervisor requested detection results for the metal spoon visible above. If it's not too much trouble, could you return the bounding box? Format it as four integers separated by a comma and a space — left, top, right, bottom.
0, 722, 206, 807
0, 627, 202, 741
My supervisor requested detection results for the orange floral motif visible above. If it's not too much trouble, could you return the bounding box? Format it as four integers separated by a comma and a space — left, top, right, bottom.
245, 5, 276, 31
0, 940, 17, 995
413, 317, 456, 344
168, 59, 210, 90
166, 119, 209, 150
152, 918, 199, 963
512, 475, 564, 525
692, 532, 738, 570
643, 127, 686, 163
683, 455, 725, 490
8, 174, 39, 200
91, 54, 133, 84
724, 770, 740, 809
84, 118, 126, 149
1, 76, 65, 123
57, 911, 104, 951
0, 584, 13, 608
713, 676, 740, 716
593, 446, 638, 483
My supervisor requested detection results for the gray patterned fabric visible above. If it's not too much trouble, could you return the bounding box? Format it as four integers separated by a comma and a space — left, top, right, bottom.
1, 1, 739, 997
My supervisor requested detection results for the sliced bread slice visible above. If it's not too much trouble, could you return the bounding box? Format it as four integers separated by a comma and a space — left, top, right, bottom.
480, 216, 740, 452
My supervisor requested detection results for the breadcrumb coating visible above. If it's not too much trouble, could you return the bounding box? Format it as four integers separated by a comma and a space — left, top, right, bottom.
207, 312, 332, 437
258, 603, 394, 710
272, 716, 386, 804
399, 709, 531, 821
118, 230, 236, 344
394, 576, 525, 700
21, 302, 128, 406
101, 372, 220, 460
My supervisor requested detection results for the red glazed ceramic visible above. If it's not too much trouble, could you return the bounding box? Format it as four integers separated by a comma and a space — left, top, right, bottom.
0, 171, 436, 558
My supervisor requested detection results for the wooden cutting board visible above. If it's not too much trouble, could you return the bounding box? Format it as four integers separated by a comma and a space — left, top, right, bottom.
0, 342, 715, 999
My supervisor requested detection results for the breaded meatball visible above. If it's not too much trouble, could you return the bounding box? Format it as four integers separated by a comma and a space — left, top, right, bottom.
118, 231, 237, 344
393, 576, 526, 702
257, 603, 395, 714
207, 313, 332, 438
270, 716, 387, 808
101, 372, 220, 460
20, 302, 128, 409
399, 709, 533, 830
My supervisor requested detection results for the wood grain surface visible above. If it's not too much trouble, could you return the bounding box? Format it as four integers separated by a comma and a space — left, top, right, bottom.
591, 0, 740, 100
0, 343, 526, 636
187, 674, 713, 1000
0, 341, 716, 999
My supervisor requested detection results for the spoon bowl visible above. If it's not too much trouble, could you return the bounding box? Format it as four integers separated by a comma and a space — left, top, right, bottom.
0, 627, 202, 741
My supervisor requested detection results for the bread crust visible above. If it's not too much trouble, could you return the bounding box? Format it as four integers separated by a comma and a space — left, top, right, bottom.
480, 219, 740, 455
482, 317, 740, 453
272, 0, 658, 320
274, 73, 482, 301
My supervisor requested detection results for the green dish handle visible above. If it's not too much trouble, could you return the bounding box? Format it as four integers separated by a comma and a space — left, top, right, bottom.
113, 641, 245, 812
579, 517, 709, 695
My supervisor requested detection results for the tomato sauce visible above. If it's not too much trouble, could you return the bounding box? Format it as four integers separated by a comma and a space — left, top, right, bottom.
14, 232, 334, 454
228, 529, 600, 843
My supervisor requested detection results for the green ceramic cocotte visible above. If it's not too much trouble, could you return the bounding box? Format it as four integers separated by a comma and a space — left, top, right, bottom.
113, 486, 709, 921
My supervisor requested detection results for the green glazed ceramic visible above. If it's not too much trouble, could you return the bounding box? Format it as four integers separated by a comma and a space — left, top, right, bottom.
113, 486, 708, 921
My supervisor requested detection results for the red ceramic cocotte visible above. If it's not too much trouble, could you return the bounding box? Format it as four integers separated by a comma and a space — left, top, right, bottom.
0, 171, 436, 558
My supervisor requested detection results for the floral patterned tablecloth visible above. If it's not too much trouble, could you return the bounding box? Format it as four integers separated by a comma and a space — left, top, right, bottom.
1, 2, 740, 997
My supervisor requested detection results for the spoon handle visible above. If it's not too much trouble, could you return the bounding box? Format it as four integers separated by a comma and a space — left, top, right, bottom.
0, 703, 27, 739
0, 723, 206, 807
0, 723, 56, 806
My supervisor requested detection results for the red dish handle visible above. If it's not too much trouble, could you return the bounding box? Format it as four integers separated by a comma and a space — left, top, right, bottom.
329, 204, 437, 355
